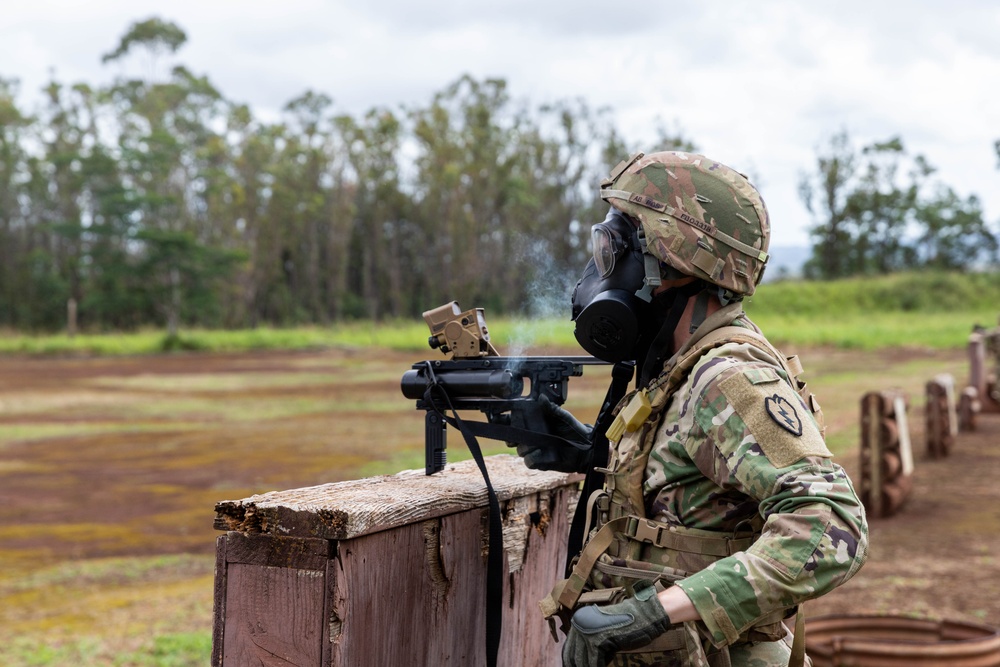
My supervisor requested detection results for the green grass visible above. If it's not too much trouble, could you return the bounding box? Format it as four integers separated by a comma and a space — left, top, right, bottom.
0, 318, 582, 356
3, 271, 997, 355
746, 311, 991, 350
0, 555, 215, 667
742, 270, 1000, 349
748, 270, 1000, 316
0, 309, 989, 357
4, 632, 212, 667
1, 555, 211, 594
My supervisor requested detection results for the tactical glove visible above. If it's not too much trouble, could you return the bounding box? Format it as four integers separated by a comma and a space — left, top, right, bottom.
495, 393, 593, 472
562, 582, 673, 667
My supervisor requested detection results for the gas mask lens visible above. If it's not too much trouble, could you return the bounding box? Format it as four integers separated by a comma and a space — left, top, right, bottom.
592, 225, 622, 278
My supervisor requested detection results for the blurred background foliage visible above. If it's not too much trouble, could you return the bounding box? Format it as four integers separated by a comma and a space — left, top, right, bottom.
1, 18, 998, 336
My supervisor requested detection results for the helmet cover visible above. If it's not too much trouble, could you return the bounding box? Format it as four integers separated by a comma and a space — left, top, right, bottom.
600, 151, 770, 296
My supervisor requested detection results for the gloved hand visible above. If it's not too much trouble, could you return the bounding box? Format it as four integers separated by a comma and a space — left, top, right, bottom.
562, 582, 673, 667
495, 393, 593, 472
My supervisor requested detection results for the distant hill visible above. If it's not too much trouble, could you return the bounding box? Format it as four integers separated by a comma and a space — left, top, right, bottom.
764, 245, 811, 281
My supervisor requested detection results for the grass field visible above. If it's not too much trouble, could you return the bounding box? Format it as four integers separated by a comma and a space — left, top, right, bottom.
3, 271, 997, 357
0, 307, 996, 358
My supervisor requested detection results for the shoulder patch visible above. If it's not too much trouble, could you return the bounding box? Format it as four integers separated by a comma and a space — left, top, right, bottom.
718, 369, 832, 468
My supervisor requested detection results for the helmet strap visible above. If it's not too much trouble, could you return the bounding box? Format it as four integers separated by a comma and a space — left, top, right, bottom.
638, 280, 706, 385
636, 226, 662, 290
689, 290, 712, 334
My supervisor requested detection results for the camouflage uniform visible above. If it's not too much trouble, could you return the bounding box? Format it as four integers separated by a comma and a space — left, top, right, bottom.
550, 152, 868, 666
568, 310, 869, 666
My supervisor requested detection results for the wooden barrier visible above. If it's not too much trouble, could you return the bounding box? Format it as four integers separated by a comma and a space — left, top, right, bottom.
925, 374, 957, 459
859, 390, 914, 519
959, 386, 980, 433
970, 332, 1000, 414
211, 455, 578, 667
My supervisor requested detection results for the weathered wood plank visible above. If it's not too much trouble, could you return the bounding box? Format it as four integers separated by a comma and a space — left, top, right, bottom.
321, 545, 338, 667
215, 454, 581, 541
222, 563, 326, 666
212, 535, 227, 667
326, 486, 572, 666
224, 532, 330, 571
328, 516, 472, 665
498, 486, 569, 667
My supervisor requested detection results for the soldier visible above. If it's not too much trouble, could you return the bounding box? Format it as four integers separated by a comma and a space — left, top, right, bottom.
514, 152, 868, 666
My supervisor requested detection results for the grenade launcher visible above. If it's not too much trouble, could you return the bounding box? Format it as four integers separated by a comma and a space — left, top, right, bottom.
400, 302, 605, 474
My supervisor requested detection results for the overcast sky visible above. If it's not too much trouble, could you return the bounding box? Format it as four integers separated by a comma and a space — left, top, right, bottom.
3, 1, 999, 248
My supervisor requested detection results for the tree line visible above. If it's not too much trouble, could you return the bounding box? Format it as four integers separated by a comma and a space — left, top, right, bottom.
1, 18, 997, 333
799, 132, 999, 279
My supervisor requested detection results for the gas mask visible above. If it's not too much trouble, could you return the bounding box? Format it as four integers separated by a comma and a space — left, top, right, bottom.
571, 208, 658, 362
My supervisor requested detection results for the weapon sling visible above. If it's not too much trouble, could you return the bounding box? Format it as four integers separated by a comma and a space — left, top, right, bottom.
420, 361, 595, 667
565, 361, 635, 574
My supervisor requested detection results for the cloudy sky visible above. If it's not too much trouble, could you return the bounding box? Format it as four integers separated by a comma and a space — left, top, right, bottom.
3, 1, 999, 248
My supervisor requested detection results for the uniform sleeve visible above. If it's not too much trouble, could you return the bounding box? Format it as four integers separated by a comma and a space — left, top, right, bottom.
672, 357, 869, 647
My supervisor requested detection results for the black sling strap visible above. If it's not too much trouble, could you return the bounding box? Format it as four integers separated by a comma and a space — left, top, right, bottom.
421, 359, 633, 666
422, 372, 504, 667
423, 366, 597, 667
565, 360, 634, 575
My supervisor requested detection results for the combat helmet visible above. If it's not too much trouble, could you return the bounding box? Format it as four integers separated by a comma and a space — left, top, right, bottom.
600, 151, 770, 298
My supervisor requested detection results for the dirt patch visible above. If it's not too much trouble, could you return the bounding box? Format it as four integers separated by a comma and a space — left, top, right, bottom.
0, 349, 430, 565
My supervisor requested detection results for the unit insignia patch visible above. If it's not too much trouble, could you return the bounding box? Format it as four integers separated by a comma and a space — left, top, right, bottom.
765, 394, 802, 436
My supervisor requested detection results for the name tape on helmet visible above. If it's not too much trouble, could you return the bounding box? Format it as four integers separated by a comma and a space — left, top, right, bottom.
601, 188, 669, 214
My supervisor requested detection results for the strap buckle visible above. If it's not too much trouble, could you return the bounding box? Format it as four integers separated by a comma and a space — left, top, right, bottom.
627, 517, 664, 546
